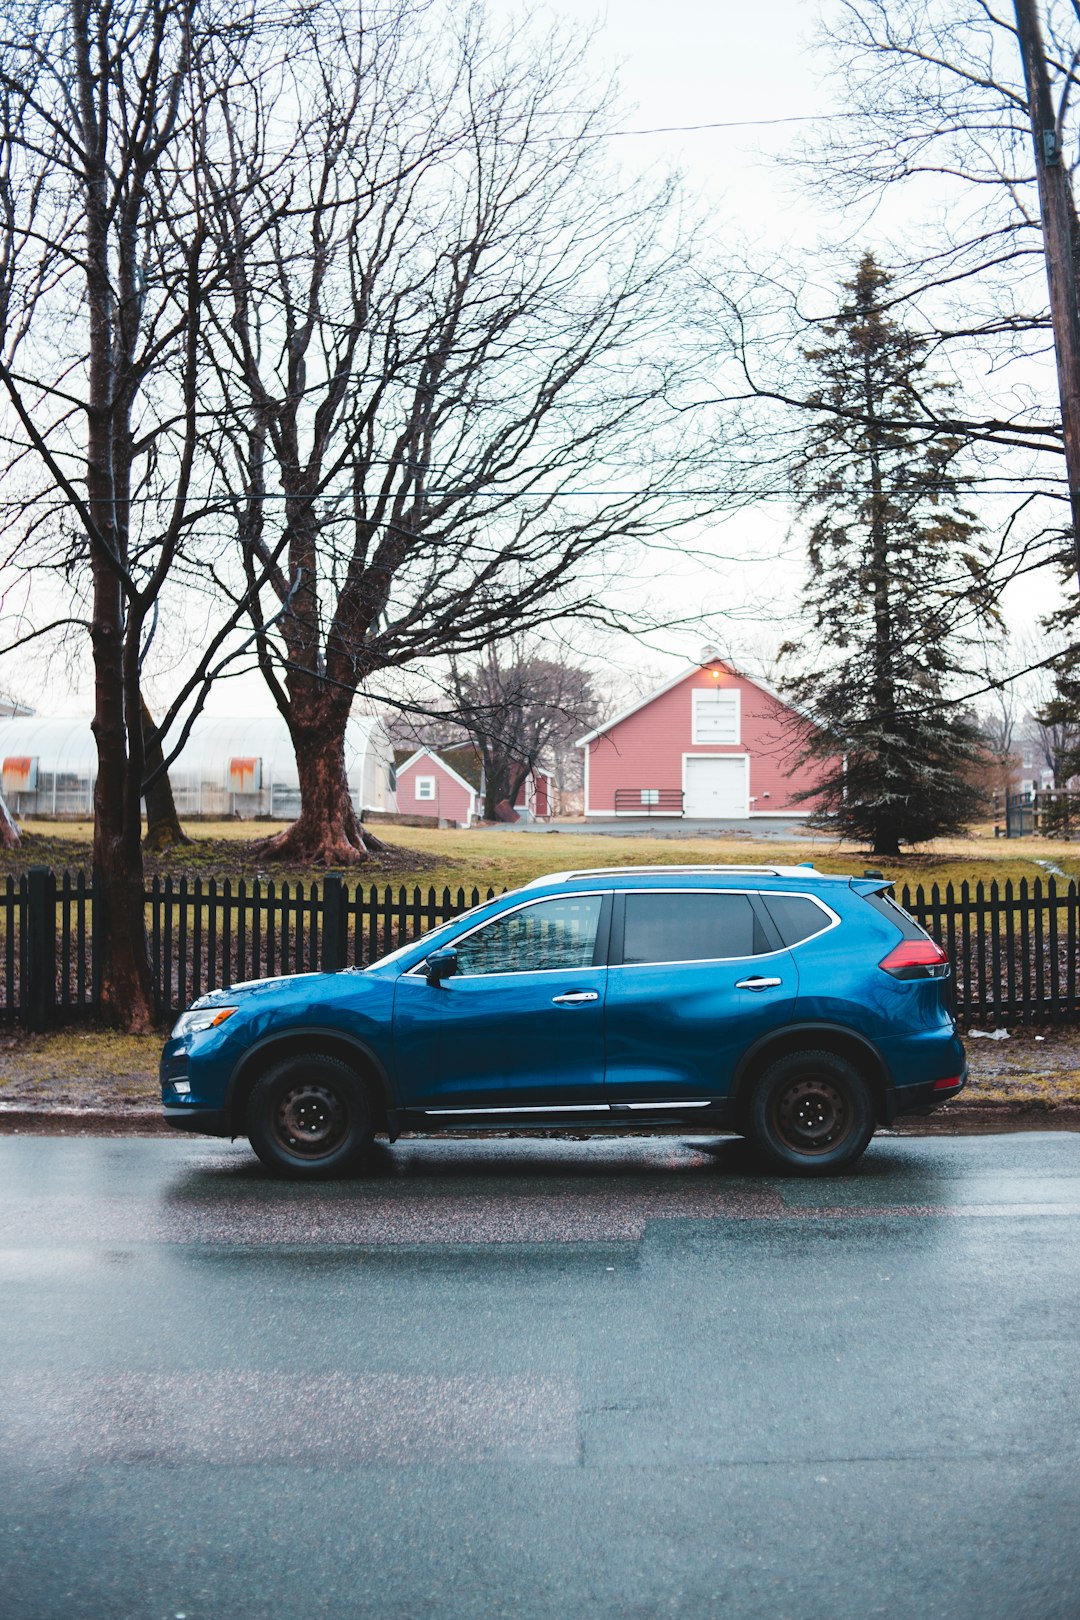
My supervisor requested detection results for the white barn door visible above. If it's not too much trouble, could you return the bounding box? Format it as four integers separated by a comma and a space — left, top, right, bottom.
684, 756, 748, 817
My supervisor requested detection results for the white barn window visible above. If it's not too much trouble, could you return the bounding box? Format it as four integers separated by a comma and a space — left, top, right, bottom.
692, 689, 739, 745
415, 775, 436, 800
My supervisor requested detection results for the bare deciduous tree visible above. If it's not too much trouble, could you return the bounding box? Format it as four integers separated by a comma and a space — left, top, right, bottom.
722, 2, 1080, 586
200, 0, 727, 865
448, 644, 599, 821
0, 0, 303, 1026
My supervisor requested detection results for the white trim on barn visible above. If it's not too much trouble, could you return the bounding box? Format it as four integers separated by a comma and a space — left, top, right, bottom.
574, 664, 697, 747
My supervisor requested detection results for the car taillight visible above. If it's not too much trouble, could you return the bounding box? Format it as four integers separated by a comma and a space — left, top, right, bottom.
878, 939, 949, 980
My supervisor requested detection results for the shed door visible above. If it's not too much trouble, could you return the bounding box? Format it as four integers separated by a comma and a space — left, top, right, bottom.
684, 756, 748, 817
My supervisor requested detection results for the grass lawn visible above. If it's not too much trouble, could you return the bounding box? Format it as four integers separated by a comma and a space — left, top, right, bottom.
2, 818, 1080, 896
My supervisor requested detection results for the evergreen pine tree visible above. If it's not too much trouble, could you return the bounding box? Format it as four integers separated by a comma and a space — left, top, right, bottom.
783, 254, 996, 857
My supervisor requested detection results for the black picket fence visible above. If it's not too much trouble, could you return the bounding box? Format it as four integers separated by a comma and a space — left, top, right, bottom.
4, 869, 498, 1031
2, 867, 1079, 1030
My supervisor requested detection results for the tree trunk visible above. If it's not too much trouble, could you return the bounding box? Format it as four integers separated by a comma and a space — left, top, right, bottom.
81, 26, 155, 1033
872, 831, 901, 858
0, 790, 19, 848
253, 704, 385, 866
90, 591, 155, 1029
1013, 0, 1080, 593
141, 698, 190, 852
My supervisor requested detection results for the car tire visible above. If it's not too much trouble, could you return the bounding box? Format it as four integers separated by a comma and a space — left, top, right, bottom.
749, 1049, 875, 1176
246, 1055, 373, 1179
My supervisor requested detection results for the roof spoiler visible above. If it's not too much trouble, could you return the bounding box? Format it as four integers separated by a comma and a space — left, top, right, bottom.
849, 876, 892, 896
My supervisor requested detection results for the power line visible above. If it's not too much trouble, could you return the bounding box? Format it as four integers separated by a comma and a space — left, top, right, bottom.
599, 112, 864, 139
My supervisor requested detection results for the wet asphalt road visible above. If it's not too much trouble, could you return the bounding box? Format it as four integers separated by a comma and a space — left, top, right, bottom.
1, 1131, 1079, 1620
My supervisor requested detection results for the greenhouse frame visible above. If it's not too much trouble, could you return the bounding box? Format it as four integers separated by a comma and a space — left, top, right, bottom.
0, 711, 399, 820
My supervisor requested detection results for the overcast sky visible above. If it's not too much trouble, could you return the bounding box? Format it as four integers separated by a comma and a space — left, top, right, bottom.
534, 0, 1051, 691
20, 0, 1053, 717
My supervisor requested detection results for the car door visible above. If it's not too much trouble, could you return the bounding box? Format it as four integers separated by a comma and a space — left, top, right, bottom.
602, 888, 798, 1104
392, 891, 611, 1113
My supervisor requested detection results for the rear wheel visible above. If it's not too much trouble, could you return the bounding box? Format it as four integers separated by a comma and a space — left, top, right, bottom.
749, 1049, 875, 1175
246, 1054, 373, 1178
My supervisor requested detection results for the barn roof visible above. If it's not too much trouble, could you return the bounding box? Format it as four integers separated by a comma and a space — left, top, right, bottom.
396, 746, 480, 797
574, 657, 809, 748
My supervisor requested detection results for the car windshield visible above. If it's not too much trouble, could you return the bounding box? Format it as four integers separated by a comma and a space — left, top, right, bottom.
362, 899, 495, 970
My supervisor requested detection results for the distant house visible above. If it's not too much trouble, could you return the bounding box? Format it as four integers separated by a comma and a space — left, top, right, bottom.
395, 745, 554, 825
575, 651, 830, 820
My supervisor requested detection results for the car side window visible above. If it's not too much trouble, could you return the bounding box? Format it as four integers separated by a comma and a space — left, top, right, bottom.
453, 895, 604, 977
759, 893, 832, 947
621, 891, 767, 964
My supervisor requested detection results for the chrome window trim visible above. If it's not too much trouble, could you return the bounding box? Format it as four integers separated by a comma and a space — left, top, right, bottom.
405, 885, 840, 977
406, 889, 608, 979
756, 890, 840, 949
612, 886, 840, 967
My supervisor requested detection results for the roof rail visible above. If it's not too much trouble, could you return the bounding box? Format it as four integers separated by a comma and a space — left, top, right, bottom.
563, 864, 784, 879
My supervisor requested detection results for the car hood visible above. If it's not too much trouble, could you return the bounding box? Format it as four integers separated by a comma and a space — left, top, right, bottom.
190, 971, 344, 1008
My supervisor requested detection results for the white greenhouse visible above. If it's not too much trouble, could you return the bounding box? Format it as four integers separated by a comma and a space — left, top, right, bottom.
0, 711, 399, 821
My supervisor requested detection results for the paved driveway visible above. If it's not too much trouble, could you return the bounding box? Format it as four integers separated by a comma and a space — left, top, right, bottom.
511, 817, 815, 838
1, 1132, 1078, 1619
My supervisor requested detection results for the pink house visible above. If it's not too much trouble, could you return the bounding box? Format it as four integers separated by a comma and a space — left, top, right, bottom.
575, 652, 830, 820
395, 746, 554, 825
395, 748, 480, 825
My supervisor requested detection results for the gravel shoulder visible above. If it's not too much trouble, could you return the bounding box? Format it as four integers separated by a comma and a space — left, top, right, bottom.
1, 1026, 1078, 1136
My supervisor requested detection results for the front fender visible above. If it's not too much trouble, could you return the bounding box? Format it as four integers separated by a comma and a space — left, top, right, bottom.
226, 1025, 399, 1137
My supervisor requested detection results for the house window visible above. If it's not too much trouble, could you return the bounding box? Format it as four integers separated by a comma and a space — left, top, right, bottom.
640, 788, 659, 805
692, 688, 739, 745
415, 776, 436, 801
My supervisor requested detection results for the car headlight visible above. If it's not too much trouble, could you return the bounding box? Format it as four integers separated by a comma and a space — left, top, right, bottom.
171, 1006, 238, 1038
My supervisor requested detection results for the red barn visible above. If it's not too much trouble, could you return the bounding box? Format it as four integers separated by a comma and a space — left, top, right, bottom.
575, 652, 830, 820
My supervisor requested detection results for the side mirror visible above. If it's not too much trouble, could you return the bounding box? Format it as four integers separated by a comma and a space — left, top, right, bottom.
424, 946, 459, 984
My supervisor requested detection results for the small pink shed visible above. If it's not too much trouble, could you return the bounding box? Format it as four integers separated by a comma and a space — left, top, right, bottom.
395, 748, 479, 825
575, 653, 830, 819
394, 746, 554, 824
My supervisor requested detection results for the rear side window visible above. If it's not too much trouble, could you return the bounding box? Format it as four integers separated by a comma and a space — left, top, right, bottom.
622, 891, 768, 964
862, 891, 929, 940
760, 893, 832, 947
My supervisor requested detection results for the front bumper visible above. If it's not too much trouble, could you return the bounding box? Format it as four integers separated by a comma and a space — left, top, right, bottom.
162, 1105, 231, 1137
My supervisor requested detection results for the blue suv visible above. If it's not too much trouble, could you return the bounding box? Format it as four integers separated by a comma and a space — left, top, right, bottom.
160, 865, 966, 1176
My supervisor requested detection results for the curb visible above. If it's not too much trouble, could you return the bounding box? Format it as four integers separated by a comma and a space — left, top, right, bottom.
0, 1107, 172, 1135
0, 1103, 1078, 1138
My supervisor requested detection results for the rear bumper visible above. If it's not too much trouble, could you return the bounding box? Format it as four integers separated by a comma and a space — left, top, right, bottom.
163, 1106, 231, 1137
892, 1064, 968, 1118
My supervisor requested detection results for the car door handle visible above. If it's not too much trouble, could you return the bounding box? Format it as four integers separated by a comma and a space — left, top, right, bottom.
551, 991, 600, 1005
735, 976, 783, 991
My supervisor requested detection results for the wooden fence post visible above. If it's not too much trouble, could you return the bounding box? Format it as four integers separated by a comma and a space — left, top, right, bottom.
25, 866, 56, 1032
321, 874, 348, 972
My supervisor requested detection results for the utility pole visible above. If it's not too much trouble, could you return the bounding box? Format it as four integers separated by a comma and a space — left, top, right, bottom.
1014, 0, 1080, 593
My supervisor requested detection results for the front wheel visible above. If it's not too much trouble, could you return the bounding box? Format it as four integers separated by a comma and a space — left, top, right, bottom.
749, 1049, 875, 1175
246, 1055, 373, 1178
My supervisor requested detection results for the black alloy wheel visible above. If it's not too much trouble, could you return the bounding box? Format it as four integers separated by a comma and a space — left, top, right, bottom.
749, 1048, 875, 1175
246, 1054, 372, 1178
